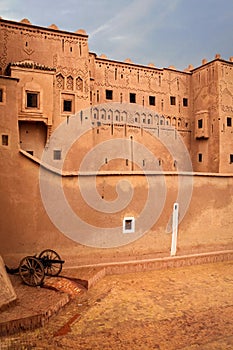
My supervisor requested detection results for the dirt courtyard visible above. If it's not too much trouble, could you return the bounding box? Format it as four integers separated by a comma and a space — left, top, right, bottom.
1, 260, 233, 349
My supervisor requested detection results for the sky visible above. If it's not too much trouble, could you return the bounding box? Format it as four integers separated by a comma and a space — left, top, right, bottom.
0, 0, 233, 70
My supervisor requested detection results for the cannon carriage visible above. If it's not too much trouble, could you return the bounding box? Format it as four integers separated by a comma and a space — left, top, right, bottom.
6, 249, 64, 287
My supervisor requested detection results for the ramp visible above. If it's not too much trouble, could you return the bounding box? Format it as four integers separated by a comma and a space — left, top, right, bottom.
0, 256, 17, 311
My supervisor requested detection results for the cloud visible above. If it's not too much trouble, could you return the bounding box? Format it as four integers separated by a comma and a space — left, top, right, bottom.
89, 0, 183, 63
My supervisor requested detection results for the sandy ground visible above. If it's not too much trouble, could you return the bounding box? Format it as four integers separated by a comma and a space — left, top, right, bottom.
1, 260, 233, 349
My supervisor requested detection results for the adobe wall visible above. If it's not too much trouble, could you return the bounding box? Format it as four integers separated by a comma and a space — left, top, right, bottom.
1, 147, 233, 267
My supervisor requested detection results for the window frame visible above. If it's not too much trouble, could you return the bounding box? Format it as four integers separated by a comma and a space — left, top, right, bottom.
129, 93, 136, 104
63, 99, 72, 113
53, 149, 62, 160
198, 119, 203, 129
227, 117, 232, 127
26, 91, 39, 109
170, 96, 176, 105
183, 98, 188, 107
105, 89, 113, 100
149, 95, 156, 106
1, 134, 9, 146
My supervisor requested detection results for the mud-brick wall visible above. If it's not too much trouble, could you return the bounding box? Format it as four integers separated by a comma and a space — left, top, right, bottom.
1, 151, 233, 266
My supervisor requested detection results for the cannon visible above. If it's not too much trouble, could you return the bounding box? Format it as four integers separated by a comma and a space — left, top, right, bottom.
6, 249, 64, 287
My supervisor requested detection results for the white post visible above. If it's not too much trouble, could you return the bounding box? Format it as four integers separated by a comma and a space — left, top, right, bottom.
171, 202, 179, 256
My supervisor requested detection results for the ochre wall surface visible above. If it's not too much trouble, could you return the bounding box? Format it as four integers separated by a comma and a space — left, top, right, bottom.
1, 148, 233, 266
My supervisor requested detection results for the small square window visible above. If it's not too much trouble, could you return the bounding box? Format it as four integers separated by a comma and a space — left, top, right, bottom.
123, 216, 135, 234
198, 119, 203, 129
63, 100, 72, 112
183, 98, 188, 107
106, 90, 113, 100
198, 153, 203, 162
0, 89, 3, 103
2, 134, 8, 146
227, 117, 232, 127
129, 93, 136, 103
170, 96, 176, 105
53, 150, 61, 160
149, 96, 155, 106
26, 92, 39, 108
230, 154, 233, 164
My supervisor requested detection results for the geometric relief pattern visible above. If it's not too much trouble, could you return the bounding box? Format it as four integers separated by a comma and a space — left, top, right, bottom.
76, 77, 83, 91
56, 74, 64, 89
67, 76, 74, 90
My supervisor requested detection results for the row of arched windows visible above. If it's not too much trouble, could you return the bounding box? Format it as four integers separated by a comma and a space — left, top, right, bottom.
91, 108, 188, 128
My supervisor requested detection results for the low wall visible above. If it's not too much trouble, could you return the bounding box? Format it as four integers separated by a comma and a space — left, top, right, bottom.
1, 151, 233, 267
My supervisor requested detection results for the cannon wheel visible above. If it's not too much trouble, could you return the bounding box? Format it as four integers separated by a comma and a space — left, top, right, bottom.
19, 256, 45, 286
39, 249, 63, 276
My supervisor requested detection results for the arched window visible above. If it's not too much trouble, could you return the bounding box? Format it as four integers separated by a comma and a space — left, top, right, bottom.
121, 111, 127, 122
115, 110, 120, 122
76, 77, 83, 91
154, 114, 159, 125
100, 109, 106, 120
134, 112, 140, 123
67, 76, 73, 90
160, 116, 165, 125
56, 74, 64, 89
108, 109, 113, 121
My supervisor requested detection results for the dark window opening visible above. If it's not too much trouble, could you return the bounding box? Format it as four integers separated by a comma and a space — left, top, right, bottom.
230, 154, 233, 164
125, 219, 132, 230
53, 150, 61, 160
63, 100, 72, 112
198, 119, 203, 129
26, 92, 38, 108
227, 117, 232, 127
106, 89, 113, 100
2, 134, 8, 146
130, 93, 136, 103
126, 159, 128, 166
97, 90, 99, 102
198, 153, 203, 162
183, 98, 188, 107
0, 89, 3, 102
170, 96, 176, 105
149, 96, 155, 106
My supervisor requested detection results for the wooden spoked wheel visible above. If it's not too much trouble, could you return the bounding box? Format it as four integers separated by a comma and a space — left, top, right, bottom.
19, 256, 45, 286
38, 249, 63, 276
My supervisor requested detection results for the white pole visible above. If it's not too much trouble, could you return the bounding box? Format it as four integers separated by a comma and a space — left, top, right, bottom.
171, 202, 179, 256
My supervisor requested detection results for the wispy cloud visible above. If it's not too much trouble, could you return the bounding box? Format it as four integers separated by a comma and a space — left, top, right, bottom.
89, 0, 183, 62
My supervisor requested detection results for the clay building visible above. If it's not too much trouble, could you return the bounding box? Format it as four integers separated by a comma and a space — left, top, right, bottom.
0, 17, 233, 264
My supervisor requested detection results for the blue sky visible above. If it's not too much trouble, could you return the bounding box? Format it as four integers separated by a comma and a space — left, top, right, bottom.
1, 0, 233, 70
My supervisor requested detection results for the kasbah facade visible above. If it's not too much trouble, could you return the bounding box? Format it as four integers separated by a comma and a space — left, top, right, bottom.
0, 17, 233, 266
